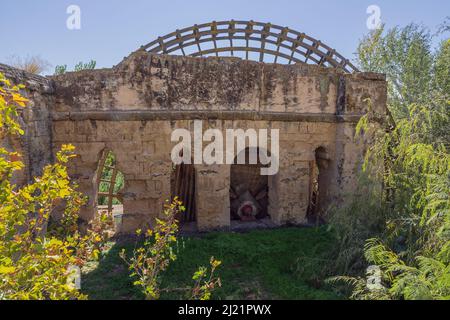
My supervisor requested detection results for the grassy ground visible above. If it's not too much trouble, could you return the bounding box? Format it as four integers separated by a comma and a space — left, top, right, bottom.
81, 227, 341, 300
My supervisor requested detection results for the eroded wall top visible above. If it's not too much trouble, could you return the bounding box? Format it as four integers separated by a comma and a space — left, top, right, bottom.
50, 52, 386, 119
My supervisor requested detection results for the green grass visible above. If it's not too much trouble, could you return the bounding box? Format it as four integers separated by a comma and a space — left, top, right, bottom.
81, 227, 341, 300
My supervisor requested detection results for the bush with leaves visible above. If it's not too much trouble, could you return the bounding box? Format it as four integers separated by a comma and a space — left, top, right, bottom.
121, 198, 221, 300
356, 24, 434, 119
0, 72, 107, 299
54, 65, 67, 76
74, 60, 96, 72
54, 60, 96, 76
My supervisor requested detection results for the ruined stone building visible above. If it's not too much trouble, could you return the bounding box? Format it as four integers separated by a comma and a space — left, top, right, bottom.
1, 21, 387, 234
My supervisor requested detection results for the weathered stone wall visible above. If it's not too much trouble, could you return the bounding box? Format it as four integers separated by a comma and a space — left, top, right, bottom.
50, 51, 386, 115
1, 52, 387, 233
0, 63, 54, 185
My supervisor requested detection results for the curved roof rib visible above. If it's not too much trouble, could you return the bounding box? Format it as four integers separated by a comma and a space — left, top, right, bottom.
139, 20, 358, 73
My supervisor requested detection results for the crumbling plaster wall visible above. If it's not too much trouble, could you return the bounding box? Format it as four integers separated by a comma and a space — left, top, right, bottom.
1, 51, 387, 233
0, 63, 54, 186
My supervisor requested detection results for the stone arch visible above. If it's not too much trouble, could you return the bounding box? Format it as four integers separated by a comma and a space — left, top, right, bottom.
230, 147, 275, 222
68, 142, 107, 232
96, 149, 125, 232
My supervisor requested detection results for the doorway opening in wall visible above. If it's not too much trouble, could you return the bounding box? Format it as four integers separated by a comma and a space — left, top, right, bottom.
97, 150, 125, 235
307, 146, 330, 226
171, 159, 197, 232
230, 147, 272, 229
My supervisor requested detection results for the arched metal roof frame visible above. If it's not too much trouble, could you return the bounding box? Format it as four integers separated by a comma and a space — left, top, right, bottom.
139, 20, 359, 73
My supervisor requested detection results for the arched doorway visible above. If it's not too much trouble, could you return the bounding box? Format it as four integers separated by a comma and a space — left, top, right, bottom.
96, 150, 125, 233
230, 147, 270, 222
307, 146, 331, 225
171, 162, 196, 225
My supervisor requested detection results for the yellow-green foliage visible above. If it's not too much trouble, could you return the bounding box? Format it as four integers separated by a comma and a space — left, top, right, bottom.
0, 72, 106, 300
121, 198, 221, 300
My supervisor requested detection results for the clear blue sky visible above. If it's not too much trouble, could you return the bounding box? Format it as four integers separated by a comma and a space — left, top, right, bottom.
1, 0, 448, 74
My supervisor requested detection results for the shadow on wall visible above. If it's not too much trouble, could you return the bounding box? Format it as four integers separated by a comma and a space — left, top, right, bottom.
307, 147, 331, 225
171, 160, 197, 225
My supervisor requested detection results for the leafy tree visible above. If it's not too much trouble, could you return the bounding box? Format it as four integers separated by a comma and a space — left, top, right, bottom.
357, 24, 434, 119
331, 22, 449, 300
434, 39, 450, 107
